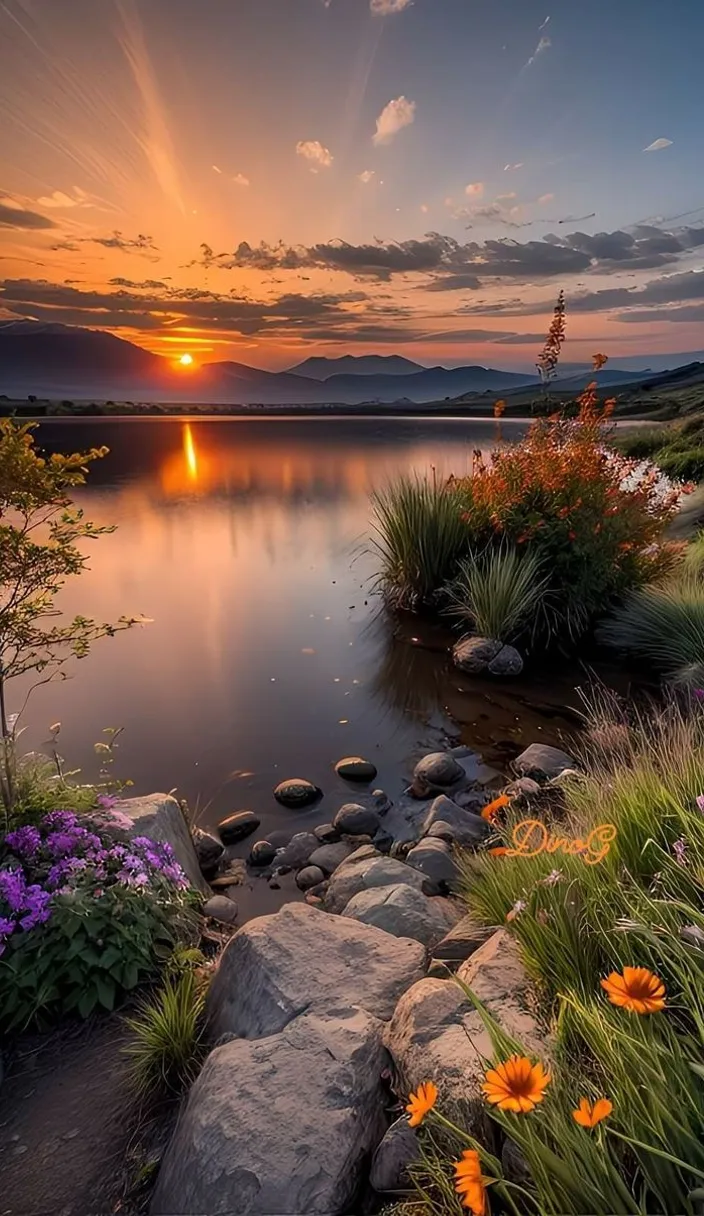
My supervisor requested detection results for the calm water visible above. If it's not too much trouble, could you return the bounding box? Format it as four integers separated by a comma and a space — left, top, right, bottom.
18, 416, 623, 911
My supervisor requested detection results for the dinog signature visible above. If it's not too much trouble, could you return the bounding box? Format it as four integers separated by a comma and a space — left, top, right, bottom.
494, 819, 616, 866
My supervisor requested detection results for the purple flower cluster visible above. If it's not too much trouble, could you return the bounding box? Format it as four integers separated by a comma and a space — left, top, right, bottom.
0, 804, 188, 955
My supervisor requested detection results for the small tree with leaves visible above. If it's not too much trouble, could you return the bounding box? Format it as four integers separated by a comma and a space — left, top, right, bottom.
0, 420, 140, 815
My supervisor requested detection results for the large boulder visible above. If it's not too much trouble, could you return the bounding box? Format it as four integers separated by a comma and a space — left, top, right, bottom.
405, 837, 459, 890
274, 831, 319, 872
206, 902, 426, 1041
151, 1009, 388, 1216
513, 744, 575, 783
192, 829, 224, 877
385, 930, 547, 1130
413, 752, 464, 790
333, 803, 381, 836
324, 846, 429, 914
422, 796, 491, 848
380, 795, 434, 846
335, 756, 378, 782
433, 914, 495, 964
122, 794, 209, 896
342, 883, 461, 949
308, 841, 355, 875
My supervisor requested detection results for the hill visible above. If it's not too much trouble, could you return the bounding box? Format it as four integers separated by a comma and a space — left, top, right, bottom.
288, 354, 425, 379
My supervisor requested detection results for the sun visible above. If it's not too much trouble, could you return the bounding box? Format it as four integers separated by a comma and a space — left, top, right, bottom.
178, 353, 194, 367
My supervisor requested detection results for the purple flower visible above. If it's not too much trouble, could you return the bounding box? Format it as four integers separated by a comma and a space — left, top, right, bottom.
6, 825, 42, 859
697, 795, 704, 815
0, 869, 27, 912
673, 838, 688, 866
43, 810, 79, 831
0, 915, 14, 941
96, 793, 118, 810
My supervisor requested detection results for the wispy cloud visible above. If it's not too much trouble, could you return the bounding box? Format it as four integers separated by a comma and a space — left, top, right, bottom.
373, 96, 416, 145
643, 138, 673, 152
539, 15, 551, 28
465, 182, 484, 197
504, 162, 524, 172
526, 35, 551, 67
35, 186, 95, 209
233, 173, 250, 187
420, 203, 429, 214
370, 0, 413, 14
296, 140, 334, 170
0, 200, 55, 230
358, 169, 376, 183
538, 192, 554, 204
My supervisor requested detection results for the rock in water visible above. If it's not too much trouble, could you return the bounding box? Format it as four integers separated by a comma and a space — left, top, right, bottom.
314, 823, 340, 844
273, 832, 318, 872
192, 829, 224, 877
333, 803, 381, 836
203, 895, 239, 926
218, 810, 261, 845
296, 865, 325, 891
335, 756, 378, 783
273, 778, 321, 808
413, 752, 464, 789
488, 645, 523, 676
405, 837, 459, 889
452, 636, 502, 673
513, 744, 575, 782
152, 1009, 388, 1216
308, 842, 354, 875
249, 840, 276, 867
205, 902, 426, 1041
421, 795, 490, 847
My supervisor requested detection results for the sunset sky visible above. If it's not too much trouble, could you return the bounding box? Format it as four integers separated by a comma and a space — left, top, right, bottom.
0, 0, 703, 371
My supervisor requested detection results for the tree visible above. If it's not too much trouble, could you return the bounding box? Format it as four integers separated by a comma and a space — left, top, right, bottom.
0, 419, 140, 813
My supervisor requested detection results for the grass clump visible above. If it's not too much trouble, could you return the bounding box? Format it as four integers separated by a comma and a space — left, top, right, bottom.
123, 953, 208, 1099
445, 546, 547, 643
370, 475, 468, 609
614, 415, 704, 484
599, 572, 704, 683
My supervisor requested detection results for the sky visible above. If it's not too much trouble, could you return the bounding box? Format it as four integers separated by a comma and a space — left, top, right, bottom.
0, 0, 703, 372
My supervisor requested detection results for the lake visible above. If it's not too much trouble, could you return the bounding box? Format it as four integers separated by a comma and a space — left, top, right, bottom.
19, 416, 625, 914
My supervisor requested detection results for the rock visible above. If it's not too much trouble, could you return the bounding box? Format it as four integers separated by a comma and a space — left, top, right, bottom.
372, 829, 394, 854
335, 756, 378, 783
333, 803, 381, 836
274, 832, 319, 872
203, 895, 239, 926
422, 796, 491, 848
206, 902, 426, 1041
372, 789, 392, 814
266, 829, 294, 850
324, 846, 429, 914
382, 795, 434, 846
249, 840, 277, 867
504, 777, 542, 802
385, 930, 546, 1132
296, 865, 325, 891
433, 914, 495, 963
489, 645, 524, 676
152, 1009, 388, 1216
218, 810, 261, 845
193, 830, 224, 877
549, 767, 583, 788
405, 837, 459, 890
514, 743, 576, 783
452, 636, 502, 673
370, 1118, 419, 1194
273, 778, 321, 809
342, 883, 461, 948
122, 794, 209, 896
413, 752, 464, 790
308, 842, 355, 875
314, 823, 340, 844
210, 859, 248, 889
502, 1138, 532, 1187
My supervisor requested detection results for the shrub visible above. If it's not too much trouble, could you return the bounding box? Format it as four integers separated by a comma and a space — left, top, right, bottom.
658, 447, 704, 483
453, 398, 682, 643
123, 962, 207, 1098
445, 545, 547, 643
599, 573, 704, 681
0, 806, 196, 1031
370, 475, 468, 609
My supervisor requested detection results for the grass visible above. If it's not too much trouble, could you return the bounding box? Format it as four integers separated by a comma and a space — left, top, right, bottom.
1, 748, 101, 832
370, 475, 469, 609
613, 414, 704, 483
444, 547, 547, 644
599, 572, 704, 683
123, 959, 208, 1099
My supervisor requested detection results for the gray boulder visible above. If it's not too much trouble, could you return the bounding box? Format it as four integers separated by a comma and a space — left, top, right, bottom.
452, 636, 502, 672
273, 778, 321, 808
488, 645, 524, 676
433, 914, 495, 963
314, 823, 340, 844
296, 865, 325, 891
514, 744, 575, 782
308, 841, 355, 875
193, 829, 224, 877
370, 1118, 419, 1194
333, 803, 381, 836
422, 796, 490, 848
413, 752, 464, 789
206, 902, 426, 1041
203, 895, 239, 926
152, 1009, 388, 1216
274, 831, 318, 872
249, 840, 277, 867
372, 789, 392, 814
218, 810, 261, 845
335, 756, 378, 782
122, 794, 209, 896
405, 837, 458, 890
324, 846, 429, 914
342, 883, 461, 949
379, 795, 434, 846
504, 777, 542, 802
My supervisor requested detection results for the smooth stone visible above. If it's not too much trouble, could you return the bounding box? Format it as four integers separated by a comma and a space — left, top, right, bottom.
488, 644, 524, 677
514, 743, 576, 783
370, 1118, 419, 1194
324, 847, 430, 915
308, 841, 355, 875
274, 832, 318, 872
372, 829, 394, 855
122, 793, 209, 896
504, 777, 542, 801
193, 829, 224, 877
273, 778, 322, 809
405, 837, 459, 890
296, 865, 326, 891
335, 756, 378, 783
206, 902, 427, 1041
249, 840, 277, 867
413, 752, 464, 789
210, 859, 248, 889
433, 914, 496, 963
422, 795, 491, 848
381, 794, 434, 847
266, 829, 294, 850
341, 883, 461, 949
313, 823, 340, 844
372, 789, 392, 814
203, 895, 239, 926
333, 803, 381, 836
452, 636, 502, 673
218, 811, 261, 845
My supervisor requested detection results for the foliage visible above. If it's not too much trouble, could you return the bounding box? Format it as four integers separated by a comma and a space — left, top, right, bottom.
614, 415, 704, 484
0, 418, 142, 813
370, 474, 468, 609
0, 805, 195, 1032
599, 573, 704, 681
452, 394, 682, 643
123, 955, 208, 1098
536, 291, 566, 390
445, 545, 547, 643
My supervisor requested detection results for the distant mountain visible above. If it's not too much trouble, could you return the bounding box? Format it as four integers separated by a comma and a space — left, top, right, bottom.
0, 320, 162, 388
323, 364, 536, 402
288, 354, 425, 380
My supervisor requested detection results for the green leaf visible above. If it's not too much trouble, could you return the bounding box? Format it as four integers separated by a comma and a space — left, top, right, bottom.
77, 988, 98, 1019
95, 977, 116, 1012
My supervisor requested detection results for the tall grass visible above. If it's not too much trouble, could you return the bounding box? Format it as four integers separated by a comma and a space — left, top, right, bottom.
599, 573, 704, 682
123, 964, 207, 1099
370, 475, 468, 609
445, 546, 547, 643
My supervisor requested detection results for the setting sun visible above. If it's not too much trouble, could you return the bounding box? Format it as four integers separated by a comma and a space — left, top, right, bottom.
179, 353, 194, 367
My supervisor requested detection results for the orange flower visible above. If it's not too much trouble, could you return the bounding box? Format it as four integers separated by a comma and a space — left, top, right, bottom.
573, 1097, 613, 1128
600, 967, 666, 1014
488, 846, 509, 856
482, 1055, 551, 1113
454, 1149, 490, 1215
406, 1081, 438, 1127
481, 794, 510, 823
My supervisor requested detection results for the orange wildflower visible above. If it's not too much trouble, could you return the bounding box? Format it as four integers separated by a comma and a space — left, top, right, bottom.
573, 1097, 613, 1128
406, 1081, 437, 1127
592, 353, 609, 372
481, 794, 511, 823
600, 967, 666, 1014
482, 1055, 551, 1113
454, 1149, 490, 1215
488, 846, 509, 856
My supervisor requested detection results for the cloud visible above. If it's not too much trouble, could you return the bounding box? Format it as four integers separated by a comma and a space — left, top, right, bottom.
526, 36, 551, 67
35, 187, 94, 209
465, 182, 484, 198
643, 138, 673, 152
359, 169, 376, 183
90, 230, 159, 254
538, 193, 554, 205
373, 96, 416, 145
212, 165, 223, 174
420, 203, 429, 213
0, 201, 55, 230
493, 332, 552, 344
370, 0, 413, 13
233, 173, 250, 187
504, 163, 524, 171
296, 140, 333, 170
108, 277, 168, 289
539, 15, 550, 28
